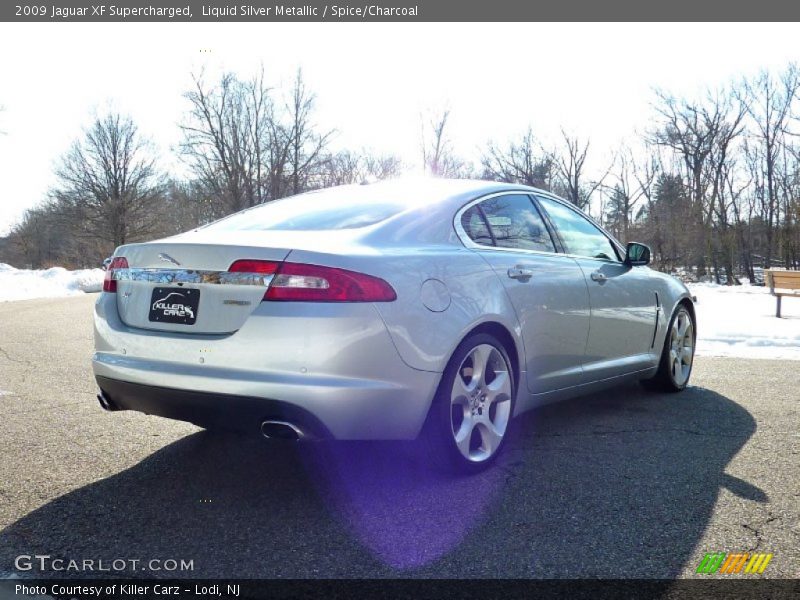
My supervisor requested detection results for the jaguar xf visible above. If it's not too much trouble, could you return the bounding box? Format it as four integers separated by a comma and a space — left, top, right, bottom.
93, 179, 696, 472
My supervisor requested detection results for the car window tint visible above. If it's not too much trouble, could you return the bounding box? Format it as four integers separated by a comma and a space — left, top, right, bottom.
460, 206, 494, 246
536, 196, 620, 261
476, 194, 555, 252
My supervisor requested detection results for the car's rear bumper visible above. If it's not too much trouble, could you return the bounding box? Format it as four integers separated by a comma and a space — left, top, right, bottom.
92, 355, 440, 439
96, 376, 334, 438
92, 293, 441, 440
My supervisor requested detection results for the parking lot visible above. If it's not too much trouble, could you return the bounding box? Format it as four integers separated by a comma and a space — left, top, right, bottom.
0, 294, 797, 578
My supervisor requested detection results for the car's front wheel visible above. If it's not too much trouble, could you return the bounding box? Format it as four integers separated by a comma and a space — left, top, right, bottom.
642, 304, 695, 392
422, 333, 515, 474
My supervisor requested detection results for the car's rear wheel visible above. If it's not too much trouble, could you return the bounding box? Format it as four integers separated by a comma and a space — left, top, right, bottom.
421, 333, 515, 474
642, 305, 695, 392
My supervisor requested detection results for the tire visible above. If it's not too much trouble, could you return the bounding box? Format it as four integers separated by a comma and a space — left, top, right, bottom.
641, 304, 695, 393
420, 332, 516, 474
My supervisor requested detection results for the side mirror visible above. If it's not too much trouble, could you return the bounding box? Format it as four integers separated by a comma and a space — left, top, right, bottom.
625, 242, 651, 266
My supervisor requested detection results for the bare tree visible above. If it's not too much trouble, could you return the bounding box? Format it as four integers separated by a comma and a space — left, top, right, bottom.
707, 92, 748, 282
180, 68, 333, 215
420, 109, 468, 177
744, 65, 800, 267
603, 147, 654, 242
628, 147, 666, 263
554, 130, 611, 211
481, 128, 554, 188
713, 158, 751, 284
363, 152, 404, 180
776, 140, 800, 268
51, 113, 165, 250
651, 90, 716, 255
318, 150, 365, 187
284, 69, 334, 194
316, 148, 405, 187
650, 88, 747, 276
180, 69, 273, 216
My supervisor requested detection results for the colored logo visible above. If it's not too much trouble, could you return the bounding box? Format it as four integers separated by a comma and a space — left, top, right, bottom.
696, 552, 773, 574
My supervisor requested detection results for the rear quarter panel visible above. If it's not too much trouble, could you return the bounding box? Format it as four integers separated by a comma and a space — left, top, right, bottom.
283, 245, 523, 376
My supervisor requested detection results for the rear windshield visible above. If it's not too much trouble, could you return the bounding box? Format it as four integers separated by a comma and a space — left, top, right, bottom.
202, 192, 406, 232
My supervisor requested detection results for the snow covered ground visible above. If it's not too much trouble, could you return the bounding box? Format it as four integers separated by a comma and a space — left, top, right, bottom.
689, 282, 800, 360
0, 263, 797, 360
0, 263, 104, 302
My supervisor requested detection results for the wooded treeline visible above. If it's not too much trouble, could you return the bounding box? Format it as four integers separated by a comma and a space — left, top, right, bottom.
3, 65, 800, 284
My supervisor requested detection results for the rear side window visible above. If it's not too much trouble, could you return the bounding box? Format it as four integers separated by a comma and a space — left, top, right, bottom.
461, 206, 494, 245
461, 194, 555, 253
536, 195, 620, 261
203, 195, 405, 232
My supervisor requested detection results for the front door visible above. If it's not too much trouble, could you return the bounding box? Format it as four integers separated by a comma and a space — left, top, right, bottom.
535, 195, 658, 381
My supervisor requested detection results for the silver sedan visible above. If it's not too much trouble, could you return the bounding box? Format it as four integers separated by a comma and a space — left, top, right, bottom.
93, 179, 696, 472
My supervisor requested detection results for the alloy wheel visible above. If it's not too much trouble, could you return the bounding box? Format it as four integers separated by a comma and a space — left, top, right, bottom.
449, 343, 512, 462
669, 309, 694, 386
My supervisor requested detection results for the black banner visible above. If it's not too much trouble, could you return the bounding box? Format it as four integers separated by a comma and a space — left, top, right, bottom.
2, 579, 799, 600
4, 0, 800, 22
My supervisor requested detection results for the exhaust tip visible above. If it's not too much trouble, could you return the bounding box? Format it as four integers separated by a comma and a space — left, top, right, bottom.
97, 390, 118, 411
261, 420, 303, 441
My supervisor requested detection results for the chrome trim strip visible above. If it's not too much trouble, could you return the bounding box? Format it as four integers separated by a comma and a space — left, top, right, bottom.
453, 191, 564, 258
454, 189, 626, 264
112, 268, 273, 286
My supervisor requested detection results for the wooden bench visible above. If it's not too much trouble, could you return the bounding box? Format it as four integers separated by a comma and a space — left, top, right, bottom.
765, 269, 800, 317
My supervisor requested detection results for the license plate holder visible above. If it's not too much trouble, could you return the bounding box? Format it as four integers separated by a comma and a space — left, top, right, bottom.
149, 287, 200, 325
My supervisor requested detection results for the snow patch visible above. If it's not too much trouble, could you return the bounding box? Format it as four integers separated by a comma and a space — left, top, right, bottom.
0, 263, 104, 302
688, 282, 800, 360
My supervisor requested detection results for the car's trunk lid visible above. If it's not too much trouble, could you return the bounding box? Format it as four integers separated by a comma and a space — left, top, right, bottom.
112, 238, 291, 334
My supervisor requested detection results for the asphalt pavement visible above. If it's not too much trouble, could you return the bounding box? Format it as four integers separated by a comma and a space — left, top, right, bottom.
0, 294, 797, 578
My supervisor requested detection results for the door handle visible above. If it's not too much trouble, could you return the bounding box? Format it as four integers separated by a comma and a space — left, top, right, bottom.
508, 266, 534, 280
590, 271, 607, 282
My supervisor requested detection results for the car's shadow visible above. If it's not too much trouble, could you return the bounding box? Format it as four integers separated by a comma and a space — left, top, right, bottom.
0, 384, 758, 578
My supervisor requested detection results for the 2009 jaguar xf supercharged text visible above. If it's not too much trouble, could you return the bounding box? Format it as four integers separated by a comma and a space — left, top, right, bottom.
93, 179, 696, 472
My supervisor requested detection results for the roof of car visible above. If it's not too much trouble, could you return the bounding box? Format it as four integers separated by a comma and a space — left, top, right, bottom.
302, 177, 549, 207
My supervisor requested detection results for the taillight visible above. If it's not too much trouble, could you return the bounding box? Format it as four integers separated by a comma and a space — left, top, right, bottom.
227, 260, 396, 302
267, 263, 396, 302
103, 257, 129, 293
228, 259, 280, 274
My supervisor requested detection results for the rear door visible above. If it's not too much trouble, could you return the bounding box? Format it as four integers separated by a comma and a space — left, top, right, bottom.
534, 195, 659, 381
458, 193, 590, 394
